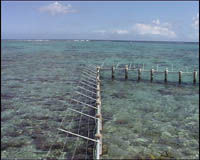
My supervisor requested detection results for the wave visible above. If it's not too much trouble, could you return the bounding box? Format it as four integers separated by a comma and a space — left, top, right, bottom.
26, 40, 50, 42
73, 39, 90, 42
16, 39, 50, 42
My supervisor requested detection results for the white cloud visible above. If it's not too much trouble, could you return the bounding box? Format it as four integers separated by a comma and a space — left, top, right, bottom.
162, 22, 172, 28
132, 22, 176, 38
192, 13, 199, 30
93, 30, 107, 34
112, 29, 129, 34
93, 19, 176, 39
39, 2, 76, 15
94, 29, 129, 35
152, 19, 160, 25
152, 19, 173, 28
152, 19, 172, 28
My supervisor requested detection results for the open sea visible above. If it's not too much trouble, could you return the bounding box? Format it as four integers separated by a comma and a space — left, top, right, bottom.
1, 39, 199, 159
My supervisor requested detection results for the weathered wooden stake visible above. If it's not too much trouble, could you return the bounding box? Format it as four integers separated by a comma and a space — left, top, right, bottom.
138, 68, 141, 81
179, 71, 182, 84
150, 69, 154, 82
125, 65, 128, 80
164, 68, 168, 83
112, 65, 115, 80
193, 71, 197, 84
96, 66, 102, 159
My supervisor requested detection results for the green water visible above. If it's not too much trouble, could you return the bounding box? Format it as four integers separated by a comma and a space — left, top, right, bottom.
1, 40, 199, 159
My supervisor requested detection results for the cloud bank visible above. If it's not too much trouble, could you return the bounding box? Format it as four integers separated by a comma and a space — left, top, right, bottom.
152, 19, 160, 25
112, 29, 129, 34
93, 30, 107, 34
94, 19, 176, 39
132, 20, 176, 38
39, 2, 76, 15
192, 13, 199, 30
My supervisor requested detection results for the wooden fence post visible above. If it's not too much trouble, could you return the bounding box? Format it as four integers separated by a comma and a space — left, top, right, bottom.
193, 71, 197, 84
112, 65, 115, 80
125, 65, 128, 80
96, 66, 102, 158
138, 68, 141, 81
150, 68, 154, 82
179, 71, 182, 84
164, 68, 168, 83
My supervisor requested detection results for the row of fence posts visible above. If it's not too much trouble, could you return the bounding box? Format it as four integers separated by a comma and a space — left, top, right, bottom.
111, 65, 198, 84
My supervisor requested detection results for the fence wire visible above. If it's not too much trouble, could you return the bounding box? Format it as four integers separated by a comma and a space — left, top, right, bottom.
45, 64, 98, 160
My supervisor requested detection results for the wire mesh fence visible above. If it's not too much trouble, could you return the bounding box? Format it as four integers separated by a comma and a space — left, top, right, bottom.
44, 64, 100, 160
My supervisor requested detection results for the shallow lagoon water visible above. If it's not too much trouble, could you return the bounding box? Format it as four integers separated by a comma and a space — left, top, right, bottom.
100, 80, 199, 159
1, 40, 199, 159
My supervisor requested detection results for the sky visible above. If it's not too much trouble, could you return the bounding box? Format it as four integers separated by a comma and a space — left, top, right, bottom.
2, 1, 199, 42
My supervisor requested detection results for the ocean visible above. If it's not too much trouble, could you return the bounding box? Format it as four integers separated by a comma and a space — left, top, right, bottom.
1, 39, 199, 159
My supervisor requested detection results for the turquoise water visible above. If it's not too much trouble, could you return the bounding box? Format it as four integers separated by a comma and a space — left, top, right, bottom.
1, 40, 199, 159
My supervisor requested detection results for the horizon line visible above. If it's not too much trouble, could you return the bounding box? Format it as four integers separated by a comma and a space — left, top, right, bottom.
1, 38, 199, 43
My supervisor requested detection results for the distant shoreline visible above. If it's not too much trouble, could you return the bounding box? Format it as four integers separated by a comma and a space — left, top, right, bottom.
1, 39, 199, 44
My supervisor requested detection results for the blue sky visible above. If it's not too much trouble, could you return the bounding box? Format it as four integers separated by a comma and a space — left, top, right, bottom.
2, 1, 199, 41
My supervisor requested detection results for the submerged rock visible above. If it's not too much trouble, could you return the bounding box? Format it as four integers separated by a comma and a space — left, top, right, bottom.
133, 138, 149, 146
1, 93, 16, 100
1, 101, 15, 112
33, 135, 51, 151
7, 129, 23, 137
159, 150, 176, 159
52, 142, 65, 150
161, 131, 173, 139
30, 128, 43, 139
115, 119, 129, 125
1, 142, 9, 150
158, 89, 173, 95
1, 139, 26, 151
111, 92, 127, 99
15, 120, 31, 128
102, 144, 108, 154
